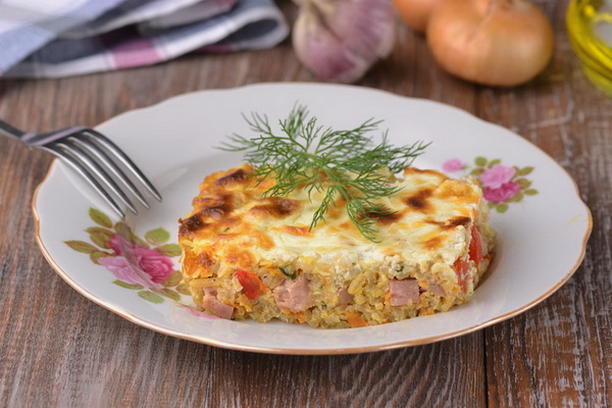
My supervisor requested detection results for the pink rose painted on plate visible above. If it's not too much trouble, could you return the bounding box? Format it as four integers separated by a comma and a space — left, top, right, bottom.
484, 182, 521, 203
109, 233, 136, 256
442, 158, 466, 173
480, 165, 515, 189
65, 208, 187, 305
441, 157, 538, 213
98, 255, 161, 289
133, 246, 174, 283
104, 234, 174, 288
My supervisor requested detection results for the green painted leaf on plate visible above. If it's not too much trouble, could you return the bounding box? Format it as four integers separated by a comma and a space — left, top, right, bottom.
159, 288, 181, 302
88, 229, 114, 249
516, 178, 532, 189
114, 221, 131, 239
145, 227, 170, 245
89, 208, 113, 228
137, 290, 164, 303
90, 251, 112, 264
488, 159, 501, 168
474, 157, 487, 166
525, 189, 539, 195
157, 244, 181, 257
176, 283, 191, 296
65, 240, 98, 254
114, 222, 149, 248
162, 271, 183, 287
509, 193, 524, 203
471, 168, 485, 176
113, 280, 144, 290
496, 203, 509, 213
85, 227, 114, 235
517, 166, 534, 176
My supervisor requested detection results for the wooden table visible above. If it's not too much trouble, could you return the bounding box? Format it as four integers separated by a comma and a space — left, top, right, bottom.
1, 1, 610, 406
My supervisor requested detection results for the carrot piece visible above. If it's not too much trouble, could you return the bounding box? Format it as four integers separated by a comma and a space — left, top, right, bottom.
346, 311, 368, 328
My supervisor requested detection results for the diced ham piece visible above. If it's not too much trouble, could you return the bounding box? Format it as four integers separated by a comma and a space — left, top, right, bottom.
389, 279, 420, 306
202, 287, 234, 319
429, 283, 446, 297
274, 274, 313, 313
337, 288, 353, 305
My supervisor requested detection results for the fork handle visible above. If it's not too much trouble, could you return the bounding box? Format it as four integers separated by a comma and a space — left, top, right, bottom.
0, 119, 26, 140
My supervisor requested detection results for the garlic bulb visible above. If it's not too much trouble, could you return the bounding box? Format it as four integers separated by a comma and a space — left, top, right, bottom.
293, 0, 396, 83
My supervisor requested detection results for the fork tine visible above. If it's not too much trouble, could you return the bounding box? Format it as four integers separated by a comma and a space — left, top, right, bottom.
83, 129, 162, 202
55, 141, 139, 214
43, 146, 125, 218
68, 136, 150, 208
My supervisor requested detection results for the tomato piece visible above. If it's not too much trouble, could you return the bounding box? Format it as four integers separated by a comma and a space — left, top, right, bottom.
235, 269, 264, 299
469, 226, 483, 264
453, 258, 470, 294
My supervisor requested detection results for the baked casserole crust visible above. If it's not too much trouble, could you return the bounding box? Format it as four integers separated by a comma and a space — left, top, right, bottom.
178, 164, 494, 328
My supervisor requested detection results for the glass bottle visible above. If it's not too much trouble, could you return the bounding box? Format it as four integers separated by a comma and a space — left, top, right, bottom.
566, 0, 612, 96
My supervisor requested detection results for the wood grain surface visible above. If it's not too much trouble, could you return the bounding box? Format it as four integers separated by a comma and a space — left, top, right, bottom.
0, 1, 610, 407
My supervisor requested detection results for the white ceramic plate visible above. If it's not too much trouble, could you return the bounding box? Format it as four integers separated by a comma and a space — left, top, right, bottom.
33, 83, 592, 354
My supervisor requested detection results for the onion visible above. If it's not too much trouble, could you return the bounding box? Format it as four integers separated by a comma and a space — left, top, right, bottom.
427, 0, 554, 86
392, 0, 443, 32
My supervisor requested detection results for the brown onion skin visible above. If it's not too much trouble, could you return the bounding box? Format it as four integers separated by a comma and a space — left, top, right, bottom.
392, 0, 443, 32
427, 0, 554, 86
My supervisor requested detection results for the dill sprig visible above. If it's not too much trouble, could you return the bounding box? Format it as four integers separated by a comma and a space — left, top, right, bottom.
220, 105, 430, 242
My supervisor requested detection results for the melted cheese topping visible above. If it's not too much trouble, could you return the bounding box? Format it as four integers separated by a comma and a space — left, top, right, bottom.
179, 164, 484, 280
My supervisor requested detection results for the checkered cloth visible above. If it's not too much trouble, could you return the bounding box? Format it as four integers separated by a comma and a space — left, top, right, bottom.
0, 0, 288, 78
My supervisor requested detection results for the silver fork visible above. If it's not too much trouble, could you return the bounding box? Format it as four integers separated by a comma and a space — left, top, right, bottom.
0, 119, 162, 218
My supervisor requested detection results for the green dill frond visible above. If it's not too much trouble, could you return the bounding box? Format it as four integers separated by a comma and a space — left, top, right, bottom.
219, 104, 430, 242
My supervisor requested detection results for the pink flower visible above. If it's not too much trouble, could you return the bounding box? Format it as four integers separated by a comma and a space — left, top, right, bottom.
442, 159, 466, 173
102, 233, 175, 288
99, 256, 161, 289
483, 181, 521, 203
480, 165, 515, 189
132, 246, 174, 283
109, 234, 136, 256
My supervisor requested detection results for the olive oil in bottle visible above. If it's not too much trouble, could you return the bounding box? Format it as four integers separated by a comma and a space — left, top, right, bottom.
567, 0, 612, 95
